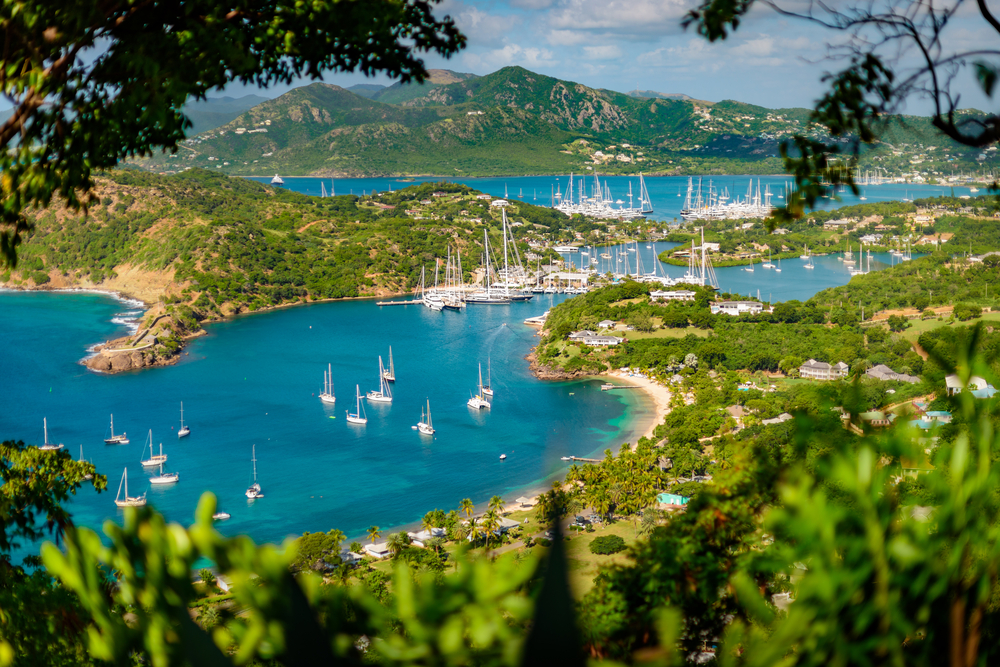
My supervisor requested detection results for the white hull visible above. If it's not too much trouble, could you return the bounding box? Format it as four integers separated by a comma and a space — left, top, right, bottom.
150, 473, 179, 485
177, 427, 190, 438
39, 444, 64, 451
212, 512, 231, 521
141, 455, 167, 468
346, 415, 368, 425
366, 392, 392, 403
105, 435, 129, 445
467, 397, 490, 410
246, 483, 263, 499
418, 424, 435, 435
319, 393, 336, 404
115, 498, 146, 508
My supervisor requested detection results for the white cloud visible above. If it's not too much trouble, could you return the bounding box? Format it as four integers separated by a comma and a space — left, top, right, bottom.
439, 1, 522, 47
547, 0, 690, 37
582, 45, 623, 60
461, 43, 557, 72
546, 29, 590, 46
509, 0, 557, 8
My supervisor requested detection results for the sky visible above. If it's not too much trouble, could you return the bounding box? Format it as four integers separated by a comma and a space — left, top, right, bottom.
215, 0, 996, 114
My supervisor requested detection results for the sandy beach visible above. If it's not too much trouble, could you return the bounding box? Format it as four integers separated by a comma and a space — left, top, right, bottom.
602, 369, 672, 442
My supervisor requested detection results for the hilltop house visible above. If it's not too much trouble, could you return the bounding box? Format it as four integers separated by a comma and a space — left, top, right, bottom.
799, 359, 849, 380
711, 301, 768, 316
651, 290, 696, 301
866, 364, 920, 384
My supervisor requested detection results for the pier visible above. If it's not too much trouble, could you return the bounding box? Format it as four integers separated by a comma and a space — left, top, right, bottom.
561, 456, 603, 463
601, 383, 642, 391
375, 300, 423, 307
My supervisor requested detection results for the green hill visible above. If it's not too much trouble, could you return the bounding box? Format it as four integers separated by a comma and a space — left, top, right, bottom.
134, 66, 998, 179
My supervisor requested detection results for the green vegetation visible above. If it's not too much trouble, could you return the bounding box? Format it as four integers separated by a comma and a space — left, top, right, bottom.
588, 535, 627, 555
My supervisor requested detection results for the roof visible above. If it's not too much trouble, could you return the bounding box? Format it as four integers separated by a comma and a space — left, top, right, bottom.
761, 412, 793, 425
801, 359, 831, 370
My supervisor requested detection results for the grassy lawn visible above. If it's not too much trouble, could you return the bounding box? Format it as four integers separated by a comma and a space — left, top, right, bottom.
900, 311, 1000, 343
624, 327, 710, 340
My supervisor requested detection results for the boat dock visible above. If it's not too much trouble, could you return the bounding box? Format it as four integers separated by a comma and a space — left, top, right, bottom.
376, 300, 423, 307
560, 456, 603, 463
601, 383, 641, 391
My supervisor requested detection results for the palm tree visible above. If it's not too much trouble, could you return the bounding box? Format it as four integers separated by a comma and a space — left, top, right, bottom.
459, 497, 474, 520
386, 531, 410, 559
488, 495, 505, 514
481, 509, 501, 549
367, 525, 381, 545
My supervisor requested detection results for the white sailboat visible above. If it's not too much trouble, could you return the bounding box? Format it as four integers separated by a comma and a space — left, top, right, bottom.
246, 445, 264, 499
319, 363, 336, 404
141, 431, 167, 468
762, 250, 775, 269
367, 356, 393, 403
346, 385, 368, 425
270, 174, 284, 186
79, 445, 94, 480
114, 468, 146, 508
178, 402, 190, 438
775, 258, 782, 273
482, 357, 494, 397
383, 347, 396, 382
149, 458, 179, 485
39, 417, 64, 451
800, 245, 811, 260
416, 399, 435, 435
467, 363, 491, 410
744, 257, 755, 273
104, 413, 129, 444
805, 256, 815, 270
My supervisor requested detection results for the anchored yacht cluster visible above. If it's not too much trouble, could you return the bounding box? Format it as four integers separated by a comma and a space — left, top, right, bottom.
318, 350, 505, 458
553, 172, 653, 220
680, 177, 775, 221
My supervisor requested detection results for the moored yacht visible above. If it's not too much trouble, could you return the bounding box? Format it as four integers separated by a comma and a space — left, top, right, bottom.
246, 445, 264, 499
140, 431, 167, 468
346, 385, 368, 425
319, 363, 336, 404
104, 413, 129, 445
39, 418, 64, 451
114, 468, 146, 508
467, 363, 491, 410
366, 357, 393, 403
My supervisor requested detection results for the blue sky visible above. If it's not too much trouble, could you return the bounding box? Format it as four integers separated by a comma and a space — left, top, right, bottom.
220, 0, 995, 114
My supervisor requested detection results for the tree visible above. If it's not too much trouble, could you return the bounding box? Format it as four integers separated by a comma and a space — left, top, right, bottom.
386, 531, 411, 559
682, 0, 1000, 222
460, 497, 475, 520
488, 495, 506, 515
291, 529, 346, 572
0, 0, 465, 267
198, 568, 217, 589
887, 314, 911, 332
367, 525, 381, 546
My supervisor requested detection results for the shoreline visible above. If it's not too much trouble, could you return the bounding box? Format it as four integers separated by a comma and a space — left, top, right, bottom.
601, 370, 671, 443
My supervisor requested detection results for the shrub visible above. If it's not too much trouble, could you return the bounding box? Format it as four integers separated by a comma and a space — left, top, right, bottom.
535, 538, 552, 547
589, 535, 627, 555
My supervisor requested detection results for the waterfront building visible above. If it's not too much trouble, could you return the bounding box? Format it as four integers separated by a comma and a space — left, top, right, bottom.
569, 330, 624, 346
799, 359, 850, 380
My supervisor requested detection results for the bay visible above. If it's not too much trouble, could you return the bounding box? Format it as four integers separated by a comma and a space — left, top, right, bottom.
250, 174, 967, 223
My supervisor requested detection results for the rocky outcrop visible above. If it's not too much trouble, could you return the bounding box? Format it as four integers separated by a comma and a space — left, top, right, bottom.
84, 337, 179, 373
525, 350, 600, 380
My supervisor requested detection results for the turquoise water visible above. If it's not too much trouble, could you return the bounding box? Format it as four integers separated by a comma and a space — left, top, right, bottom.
250, 175, 967, 224
0, 238, 922, 547
0, 291, 652, 546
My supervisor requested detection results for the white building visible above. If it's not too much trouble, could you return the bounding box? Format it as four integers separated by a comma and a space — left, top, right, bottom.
799, 359, 849, 381
651, 290, 696, 301
711, 301, 766, 316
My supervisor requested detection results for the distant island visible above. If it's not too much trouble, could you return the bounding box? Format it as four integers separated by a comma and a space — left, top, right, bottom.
133, 66, 997, 181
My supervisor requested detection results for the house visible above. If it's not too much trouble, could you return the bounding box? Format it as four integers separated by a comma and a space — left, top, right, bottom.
823, 218, 853, 230
581, 335, 624, 347
491, 199, 508, 207
761, 412, 794, 425
476, 193, 491, 200
945, 374, 993, 396
866, 364, 920, 384
725, 405, 746, 427
860, 411, 891, 427
597, 319, 617, 329
703, 242, 721, 251
651, 289, 696, 301
711, 301, 766, 316
657, 493, 690, 508
568, 330, 596, 340
799, 359, 849, 380
364, 542, 391, 559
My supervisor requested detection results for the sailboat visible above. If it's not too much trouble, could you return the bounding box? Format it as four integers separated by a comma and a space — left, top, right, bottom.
149, 458, 179, 485
140, 431, 167, 468
319, 363, 336, 404
79, 446, 94, 480
467, 363, 491, 410
39, 418, 64, 451
415, 400, 435, 435
482, 357, 494, 397
178, 402, 190, 438
805, 256, 815, 270
843, 244, 856, 266
762, 250, 775, 269
518, 187, 523, 199
367, 356, 393, 403
775, 258, 782, 273
104, 413, 129, 444
383, 347, 396, 382
346, 385, 368, 425
115, 468, 146, 507
744, 257, 755, 273
246, 445, 263, 499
